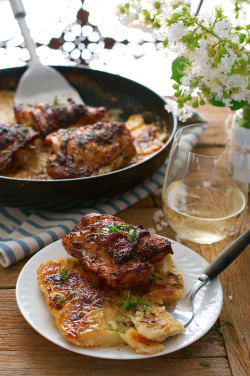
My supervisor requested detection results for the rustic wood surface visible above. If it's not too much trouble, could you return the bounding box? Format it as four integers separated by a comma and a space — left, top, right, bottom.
0, 104, 249, 376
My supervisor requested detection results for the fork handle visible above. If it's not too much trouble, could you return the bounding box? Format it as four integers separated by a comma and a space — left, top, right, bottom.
9, 0, 39, 64
201, 228, 250, 281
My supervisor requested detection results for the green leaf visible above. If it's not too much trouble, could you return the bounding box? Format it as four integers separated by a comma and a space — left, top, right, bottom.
60, 268, 69, 281
171, 56, 191, 84
229, 100, 245, 111
55, 294, 66, 305
96, 303, 104, 308
200, 362, 210, 367
209, 98, 225, 107
53, 95, 59, 106
182, 349, 191, 358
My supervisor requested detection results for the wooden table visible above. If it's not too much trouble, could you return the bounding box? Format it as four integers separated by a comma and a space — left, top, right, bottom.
0, 105, 249, 376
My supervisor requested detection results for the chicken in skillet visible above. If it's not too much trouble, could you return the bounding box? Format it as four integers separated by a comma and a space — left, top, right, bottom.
14, 100, 109, 138
45, 121, 136, 179
0, 122, 39, 174
62, 213, 173, 288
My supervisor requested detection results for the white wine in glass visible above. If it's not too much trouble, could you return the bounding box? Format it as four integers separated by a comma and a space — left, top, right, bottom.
162, 124, 248, 244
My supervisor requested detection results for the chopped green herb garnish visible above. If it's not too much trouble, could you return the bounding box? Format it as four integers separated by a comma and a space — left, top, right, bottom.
119, 290, 139, 311
103, 296, 111, 301
106, 322, 125, 348
89, 281, 97, 288
106, 322, 124, 334
139, 297, 152, 313
117, 291, 152, 313
92, 230, 103, 236
200, 362, 210, 367
66, 126, 76, 132
96, 303, 104, 308
123, 321, 128, 327
171, 282, 178, 286
60, 268, 69, 281
107, 223, 137, 243
213, 319, 233, 344
107, 326, 124, 334
53, 95, 59, 106
150, 274, 163, 283
127, 228, 137, 242
55, 294, 66, 305
182, 349, 191, 358
56, 290, 82, 304
68, 290, 82, 298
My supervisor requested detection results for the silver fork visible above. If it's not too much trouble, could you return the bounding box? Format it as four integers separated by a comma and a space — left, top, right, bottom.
166, 228, 250, 327
9, 0, 83, 106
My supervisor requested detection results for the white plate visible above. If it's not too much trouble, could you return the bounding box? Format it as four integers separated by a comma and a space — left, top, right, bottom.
16, 239, 223, 360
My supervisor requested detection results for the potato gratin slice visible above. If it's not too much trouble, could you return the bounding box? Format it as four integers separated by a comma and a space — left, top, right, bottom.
37, 256, 184, 354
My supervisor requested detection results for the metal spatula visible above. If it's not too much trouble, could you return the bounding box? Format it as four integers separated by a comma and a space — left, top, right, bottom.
166, 228, 250, 327
9, 0, 83, 106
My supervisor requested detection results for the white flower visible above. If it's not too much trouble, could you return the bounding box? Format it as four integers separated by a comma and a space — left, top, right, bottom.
117, 0, 249, 114
168, 21, 186, 43
165, 102, 193, 122
214, 20, 231, 39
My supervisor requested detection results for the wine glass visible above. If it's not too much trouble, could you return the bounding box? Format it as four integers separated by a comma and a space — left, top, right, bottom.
162, 123, 248, 244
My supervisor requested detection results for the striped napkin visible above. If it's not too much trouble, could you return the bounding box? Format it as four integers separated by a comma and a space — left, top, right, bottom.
0, 117, 206, 267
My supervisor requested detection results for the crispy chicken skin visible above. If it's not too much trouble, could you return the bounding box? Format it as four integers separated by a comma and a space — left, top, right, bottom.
14, 101, 109, 138
62, 213, 173, 288
45, 121, 136, 179
0, 122, 39, 173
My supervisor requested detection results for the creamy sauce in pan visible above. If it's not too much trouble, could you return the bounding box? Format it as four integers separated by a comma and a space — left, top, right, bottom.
0, 91, 168, 180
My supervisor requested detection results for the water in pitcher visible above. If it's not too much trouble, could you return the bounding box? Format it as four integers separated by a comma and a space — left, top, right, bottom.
162, 178, 246, 243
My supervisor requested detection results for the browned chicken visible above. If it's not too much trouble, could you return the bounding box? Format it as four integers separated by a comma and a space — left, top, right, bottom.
0, 122, 39, 174
45, 121, 136, 179
14, 100, 109, 138
62, 213, 173, 288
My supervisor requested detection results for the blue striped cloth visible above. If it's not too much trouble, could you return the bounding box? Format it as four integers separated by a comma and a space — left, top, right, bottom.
0, 121, 206, 267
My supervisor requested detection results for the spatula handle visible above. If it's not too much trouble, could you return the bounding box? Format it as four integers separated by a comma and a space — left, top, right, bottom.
202, 228, 250, 281
9, 0, 39, 64
9, 0, 25, 17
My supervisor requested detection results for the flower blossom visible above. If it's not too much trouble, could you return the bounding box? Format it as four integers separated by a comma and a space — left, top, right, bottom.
117, 0, 250, 120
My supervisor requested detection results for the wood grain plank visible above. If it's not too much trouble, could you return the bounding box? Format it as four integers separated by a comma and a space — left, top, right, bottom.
0, 258, 28, 289
130, 194, 156, 208
0, 352, 232, 376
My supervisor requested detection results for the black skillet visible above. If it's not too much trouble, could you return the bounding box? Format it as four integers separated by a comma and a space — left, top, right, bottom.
0, 66, 177, 210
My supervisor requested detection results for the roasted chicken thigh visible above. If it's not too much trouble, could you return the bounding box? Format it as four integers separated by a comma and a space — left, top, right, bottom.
45, 121, 136, 179
0, 122, 39, 173
14, 100, 109, 138
62, 213, 173, 288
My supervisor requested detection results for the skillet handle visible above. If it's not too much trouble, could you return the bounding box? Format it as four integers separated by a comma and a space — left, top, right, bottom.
201, 229, 250, 281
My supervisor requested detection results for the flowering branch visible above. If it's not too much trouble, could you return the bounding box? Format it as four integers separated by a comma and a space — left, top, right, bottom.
118, 0, 250, 121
